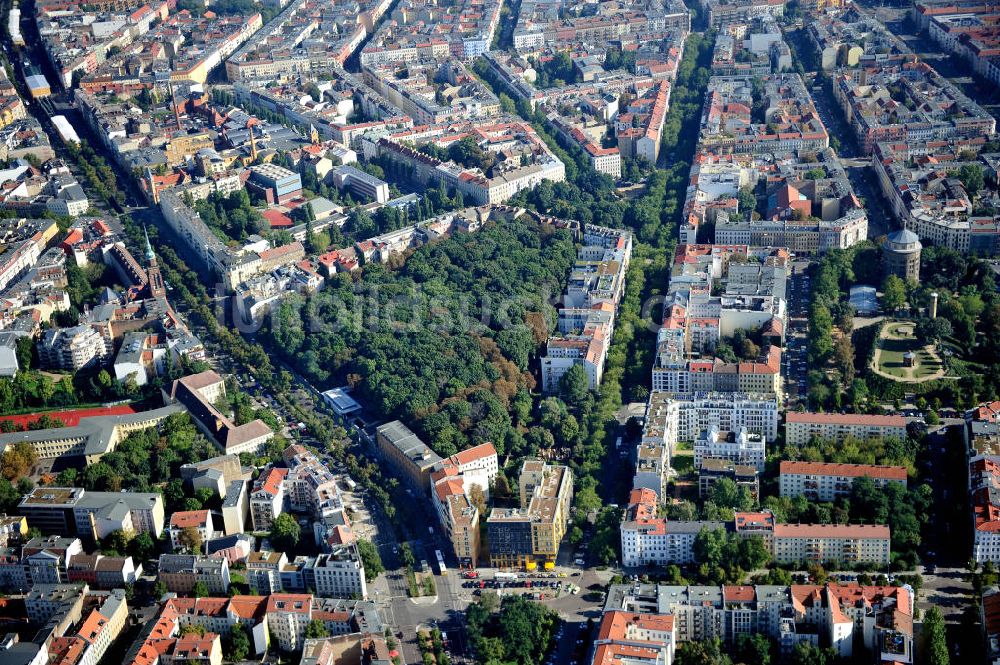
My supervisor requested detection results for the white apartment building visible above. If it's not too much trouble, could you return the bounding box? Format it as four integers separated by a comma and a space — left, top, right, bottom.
621, 518, 727, 566
263, 595, 313, 653
772, 524, 891, 566
246, 551, 288, 595
633, 443, 669, 499
779, 461, 907, 502
221, 480, 248, 535
642, 392, 779, 452
249, 467, 287, 531
442, 442, 499, 498
38, 325, 109, 371
970, 457, 1000, 564
167, 510, 216, 553
693, 425, 766, 471
278, 548, 368, 600
785, 412, 907, 446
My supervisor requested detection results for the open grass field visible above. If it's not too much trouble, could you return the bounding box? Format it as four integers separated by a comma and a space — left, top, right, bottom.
872, 321, 945, 382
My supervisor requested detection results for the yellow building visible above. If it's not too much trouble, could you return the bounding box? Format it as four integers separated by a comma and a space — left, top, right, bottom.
487, 460, 573, 568
164, 133, 215, 167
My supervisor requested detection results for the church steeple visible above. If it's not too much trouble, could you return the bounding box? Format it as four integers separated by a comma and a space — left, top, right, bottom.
144, 225, 166, 299
144, 225, 156, 264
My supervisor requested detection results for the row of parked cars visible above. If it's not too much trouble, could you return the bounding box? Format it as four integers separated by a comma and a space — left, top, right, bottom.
462, 579, 563, 589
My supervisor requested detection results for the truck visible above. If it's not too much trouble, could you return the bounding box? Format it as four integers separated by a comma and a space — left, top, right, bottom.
343, 478, 357, 490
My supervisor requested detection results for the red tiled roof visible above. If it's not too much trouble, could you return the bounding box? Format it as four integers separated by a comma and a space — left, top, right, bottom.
773, 523, 890, 539
786, 412, 906, 426
170, 510, 210, 529
779, 461, 907, 481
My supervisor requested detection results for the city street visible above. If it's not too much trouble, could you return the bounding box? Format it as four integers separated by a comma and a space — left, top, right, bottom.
783, 260, 812, 406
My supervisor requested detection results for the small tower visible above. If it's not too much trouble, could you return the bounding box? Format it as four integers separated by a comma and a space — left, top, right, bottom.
882, 228, 922, 284
167, 80, 182, 132
248, 118, 259, 162
146, 166, 158, 204
930, 292, 939, 319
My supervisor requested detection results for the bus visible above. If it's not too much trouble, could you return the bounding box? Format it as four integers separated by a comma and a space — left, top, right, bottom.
435, 549, 447, 575
494, 572, 518, 581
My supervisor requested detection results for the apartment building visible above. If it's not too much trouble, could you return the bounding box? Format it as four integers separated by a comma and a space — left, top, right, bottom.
431, 478, 481, 566
590, 611, 676, 665
621, 493, 891, 565
277, 547, 368, 599
705, 0, 786, 28
249, 467, 287, 532
282, 444, 342, 515
371, 121, 565, 205
541, 225, 632, 393
66, 554, 139, 589
640, 392, 780, 457
633, 442, 670, 500
158, 554, 231, 596
430, 442, 498, 564
167, 510, 216, 553
221, 480, 249, 536
25, 585, 129, 665
621, 489, 726, 567
784, 412, 907, 446
246, 550, 288, 595
693, 426, 766, 471
779, 461, 907, 502
971, 456, 1000, 563
37, 325, 109, 371
18, 486, 165, 538
486, 460, 573, 569
0, 217, 58, 292
603, 582, 913, 663
872, 139, 1000, 255
833, 59, 994, 156
771, 523, 891, 566
698, 75, 828, 157
617, 81, 671, 164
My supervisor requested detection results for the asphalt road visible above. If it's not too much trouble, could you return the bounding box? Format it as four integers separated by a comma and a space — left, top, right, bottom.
783, 260, 812, 406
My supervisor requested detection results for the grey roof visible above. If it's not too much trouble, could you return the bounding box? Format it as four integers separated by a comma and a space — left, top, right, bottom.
222, 480, 246, 508
376, 420, 442, 464
205, 533, 252, 555
61, 184, 87, 202
0, 404, 185, 458
886, 228, 921, 248
308, 196, 338, 216
662, 520, 727, 534
114, 331, 149, 366
0, 643, 43, 665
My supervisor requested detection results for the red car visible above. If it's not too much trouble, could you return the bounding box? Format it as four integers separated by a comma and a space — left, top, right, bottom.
462, 570, 479, 579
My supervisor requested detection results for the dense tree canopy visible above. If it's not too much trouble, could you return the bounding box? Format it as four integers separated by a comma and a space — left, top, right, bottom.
266, 216, 576, 458
465, 595, 559, 665
75, 413, 214, 496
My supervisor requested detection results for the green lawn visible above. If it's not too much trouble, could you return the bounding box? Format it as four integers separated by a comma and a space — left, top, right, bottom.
672, 455, 694, 476
876, 321, 943, 380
